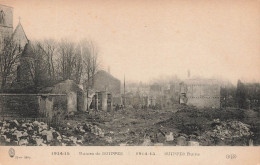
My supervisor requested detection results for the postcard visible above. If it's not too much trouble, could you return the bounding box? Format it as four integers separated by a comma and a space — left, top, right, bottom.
0, 0, 259, 164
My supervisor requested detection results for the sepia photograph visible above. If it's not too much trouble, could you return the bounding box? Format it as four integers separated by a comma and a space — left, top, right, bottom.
0, 0, 259, 164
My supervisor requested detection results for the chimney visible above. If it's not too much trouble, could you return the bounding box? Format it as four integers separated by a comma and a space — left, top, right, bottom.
188, 69, 190, 78
108, 66, 110, 74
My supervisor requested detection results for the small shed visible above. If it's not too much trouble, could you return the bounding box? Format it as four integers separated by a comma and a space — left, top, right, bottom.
41, 80, 85, 114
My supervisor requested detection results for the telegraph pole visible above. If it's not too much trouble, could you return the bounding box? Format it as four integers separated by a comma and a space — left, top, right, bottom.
124, 74, 126, 108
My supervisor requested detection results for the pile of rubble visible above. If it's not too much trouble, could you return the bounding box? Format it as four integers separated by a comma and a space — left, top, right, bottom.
205, 119, 253, 141
0, 120, 105, 146
151, 117, 254, 146
138, 130, 201, 146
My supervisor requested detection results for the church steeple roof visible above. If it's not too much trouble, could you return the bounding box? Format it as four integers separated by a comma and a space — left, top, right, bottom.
13, 21, 28, 41
12, 21, 29, 49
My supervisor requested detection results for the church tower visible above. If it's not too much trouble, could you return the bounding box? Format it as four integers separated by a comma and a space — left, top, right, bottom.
0, 4, 13, 45
0, 4, 28, 51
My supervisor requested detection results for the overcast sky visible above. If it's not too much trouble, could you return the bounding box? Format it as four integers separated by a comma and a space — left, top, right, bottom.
1, 0, 260, 84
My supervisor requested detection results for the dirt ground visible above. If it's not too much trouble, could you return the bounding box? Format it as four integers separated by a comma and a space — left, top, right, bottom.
59, 105, 260, 146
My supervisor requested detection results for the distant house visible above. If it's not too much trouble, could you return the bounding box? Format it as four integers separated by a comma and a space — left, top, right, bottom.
91, 70, 121, 96
181, 79, 221, 108
150, 83, 162, 96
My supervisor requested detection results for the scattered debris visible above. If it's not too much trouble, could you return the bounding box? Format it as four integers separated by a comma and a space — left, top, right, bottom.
142, 134, 152, 146
176, 136, 187, 146
0, 119, 105, 146
187, 141, 199, 146
165, 132, 174, 142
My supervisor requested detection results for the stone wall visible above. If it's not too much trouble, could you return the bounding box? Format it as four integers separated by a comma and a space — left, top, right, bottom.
0, 95, 68, 119
0, 95, 39, 118
38, 95, 67, 119
67, 92, 77, 113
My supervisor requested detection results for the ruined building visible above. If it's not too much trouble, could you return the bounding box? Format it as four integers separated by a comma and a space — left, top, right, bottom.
89, 70, 121, 109
180, 79, 221, 108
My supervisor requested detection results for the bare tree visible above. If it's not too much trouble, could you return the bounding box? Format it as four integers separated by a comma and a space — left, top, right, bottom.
80, 40, 92, 87
74, 45, 83, 84
19, 38, 99, 88
0, 37, 22, 91
90, 41, 99, 87
38, 39, 57, 81
57, 39, 85, 84
0, 36, 100, 91
80, 39, 99, 88
58, 39, 76, 81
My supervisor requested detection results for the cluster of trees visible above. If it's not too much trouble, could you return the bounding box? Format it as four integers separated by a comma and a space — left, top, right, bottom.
0, 37, 22, 92
221, 80, 260, 109
220, 84, 237, 108
0, 37, 100, 92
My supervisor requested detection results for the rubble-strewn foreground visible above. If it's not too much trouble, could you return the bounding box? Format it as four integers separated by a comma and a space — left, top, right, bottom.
0, 105, 259, 146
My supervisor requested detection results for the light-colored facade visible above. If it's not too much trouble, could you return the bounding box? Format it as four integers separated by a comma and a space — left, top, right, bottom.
182, 79, 221, 108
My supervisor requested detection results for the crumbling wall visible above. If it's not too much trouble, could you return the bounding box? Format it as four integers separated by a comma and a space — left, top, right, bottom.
83, 90, 96, 111
101, 91, 108, 111
38, 96, 54, 119
67, 92, 77, 113
77, 91, 84, 112
91, 91, 113, 111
